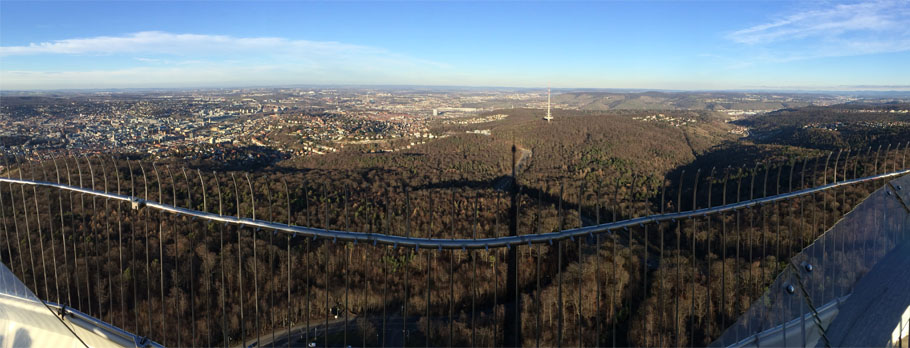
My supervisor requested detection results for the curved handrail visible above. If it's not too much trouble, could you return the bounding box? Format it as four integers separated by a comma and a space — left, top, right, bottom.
1, 169, 907, 250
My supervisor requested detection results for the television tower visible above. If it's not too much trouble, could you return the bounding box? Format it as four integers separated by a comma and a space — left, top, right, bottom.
544, 84, 553, 122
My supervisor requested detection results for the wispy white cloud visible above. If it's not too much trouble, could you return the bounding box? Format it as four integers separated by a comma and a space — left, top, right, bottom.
0, 31, 452, 89
133, 57, 161, 64
725, 0, 910, 60
1, 31, 355, 56
728, 0, 908, 44
0, 31, 448, 67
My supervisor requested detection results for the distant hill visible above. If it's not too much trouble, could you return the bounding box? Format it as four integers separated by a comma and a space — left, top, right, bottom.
283, 107, 737, 201
553, 91, 818, 111
735, 102, 910, 149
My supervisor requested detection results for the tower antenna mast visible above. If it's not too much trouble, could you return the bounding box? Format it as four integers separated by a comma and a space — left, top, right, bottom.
544, 83, 553, 122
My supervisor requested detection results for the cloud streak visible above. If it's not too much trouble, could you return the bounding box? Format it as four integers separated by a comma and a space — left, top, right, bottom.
728, 0, 909, 44
0, 31, 452, 89
0, 31, 448, 67
1, 31, 363, 56
726, 0, 910, 60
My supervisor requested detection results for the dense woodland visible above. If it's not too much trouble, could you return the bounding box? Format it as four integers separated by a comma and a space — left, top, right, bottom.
1, 103, 909, 347
736, 102, 910, 150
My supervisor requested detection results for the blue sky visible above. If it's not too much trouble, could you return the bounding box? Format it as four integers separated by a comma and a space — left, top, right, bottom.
1, 1, 909, 90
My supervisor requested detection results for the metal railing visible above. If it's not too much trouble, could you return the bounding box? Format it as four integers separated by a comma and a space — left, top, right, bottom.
1, 169, 907, 250
0, 143, 908, 347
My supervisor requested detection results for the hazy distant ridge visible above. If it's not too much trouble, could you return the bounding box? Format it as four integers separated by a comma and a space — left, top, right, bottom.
553, 91, 827, 111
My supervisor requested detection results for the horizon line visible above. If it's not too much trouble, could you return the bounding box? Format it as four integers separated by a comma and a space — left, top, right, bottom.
3, 82, 910, 95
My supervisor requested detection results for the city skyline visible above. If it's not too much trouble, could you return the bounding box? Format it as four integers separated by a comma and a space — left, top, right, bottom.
2, 0, 909, 91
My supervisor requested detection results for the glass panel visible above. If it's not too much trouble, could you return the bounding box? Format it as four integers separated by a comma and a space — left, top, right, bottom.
0, 262, 85, 348
714, 174, 910, 347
